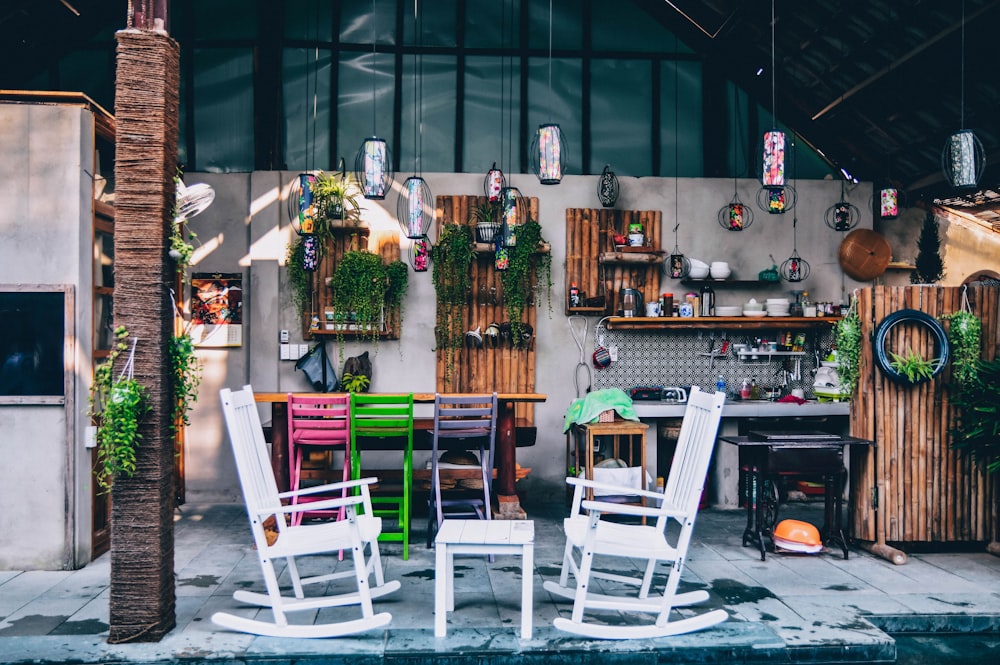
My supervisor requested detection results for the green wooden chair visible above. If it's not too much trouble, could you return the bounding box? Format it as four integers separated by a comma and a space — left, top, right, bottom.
350, 393, 414, 560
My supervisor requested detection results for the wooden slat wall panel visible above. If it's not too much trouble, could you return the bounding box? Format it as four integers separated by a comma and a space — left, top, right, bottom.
564, 208, 662, 316
433, 195, 540, 426
851, 285, 999, 545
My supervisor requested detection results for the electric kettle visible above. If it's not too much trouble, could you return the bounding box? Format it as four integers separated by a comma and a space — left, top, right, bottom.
620, 288, 643, 317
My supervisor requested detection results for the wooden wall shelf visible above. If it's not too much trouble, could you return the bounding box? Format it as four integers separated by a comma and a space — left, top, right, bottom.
605, 316, 842, 331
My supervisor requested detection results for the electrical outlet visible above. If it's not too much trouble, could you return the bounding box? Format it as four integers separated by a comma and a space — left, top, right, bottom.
298, 344, 310, 358
280, 343, 291, 360
279, 329, 290, 343
608, 345, 618, 362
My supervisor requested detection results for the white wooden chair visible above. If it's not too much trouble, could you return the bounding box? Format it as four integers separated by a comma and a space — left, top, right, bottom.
213, 385, 400, 638
543, 386, 727, 639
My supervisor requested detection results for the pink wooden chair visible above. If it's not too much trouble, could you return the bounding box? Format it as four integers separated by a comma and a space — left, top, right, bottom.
287, 393, 352, 526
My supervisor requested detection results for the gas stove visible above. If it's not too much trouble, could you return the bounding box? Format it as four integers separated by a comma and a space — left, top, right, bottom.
630, 386, 688, 403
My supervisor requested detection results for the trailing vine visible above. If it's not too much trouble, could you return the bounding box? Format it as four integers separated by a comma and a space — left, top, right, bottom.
169, 332, 202, 430
500, 218, 550, 346
432, 223, 475, 380
88, 327, 149, 492
941, 309, 981, 386
285, 236, 313, 321
950, 358, 1000, 474
833, 294, 862, 399
328, 250, 407, 357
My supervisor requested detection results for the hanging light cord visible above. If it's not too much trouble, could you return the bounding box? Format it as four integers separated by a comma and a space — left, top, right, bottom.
673, 34, 680, 246
960, 0, 966, 129
770, 0, 776, 127
371, 0, 377, 136
547, 0, 553, 119
412, 0, 421, 176
506, 0, 515, 179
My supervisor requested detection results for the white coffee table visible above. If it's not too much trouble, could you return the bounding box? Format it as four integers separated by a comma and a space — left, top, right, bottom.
434, 519, 535, 639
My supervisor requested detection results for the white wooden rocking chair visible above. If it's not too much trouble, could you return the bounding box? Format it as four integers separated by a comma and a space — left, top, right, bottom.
543, 386, 727, 639
214, 385, 401, 638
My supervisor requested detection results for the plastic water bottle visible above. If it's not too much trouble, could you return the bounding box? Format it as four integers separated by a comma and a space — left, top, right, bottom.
716, 375, 726, 395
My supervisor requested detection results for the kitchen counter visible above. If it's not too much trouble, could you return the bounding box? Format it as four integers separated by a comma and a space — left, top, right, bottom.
632, 399, 850, 419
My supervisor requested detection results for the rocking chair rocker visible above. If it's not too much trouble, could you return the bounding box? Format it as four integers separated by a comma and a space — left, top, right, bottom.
543, 386, 727, 639
214, 385, 400, 638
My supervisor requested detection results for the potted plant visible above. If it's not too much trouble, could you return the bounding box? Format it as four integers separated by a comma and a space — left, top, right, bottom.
169, 330, 203, 431
432, 223, 475, 381
471, 200, 500, 244
311, 169, 362, 235
328, 249, 408, 356
888, 346, 938, 384
951, 358, 1000, 474
500, 217, 551, 347
285, 236, 313, 322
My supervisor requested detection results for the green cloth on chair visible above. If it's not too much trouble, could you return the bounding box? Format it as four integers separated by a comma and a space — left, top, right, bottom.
350, 393, 414, 560
563, 388, 638, 432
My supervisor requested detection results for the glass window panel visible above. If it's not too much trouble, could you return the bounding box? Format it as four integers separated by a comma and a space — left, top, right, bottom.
340, 0, 397, 45
591, 1, 690, 53
58, 50, 114, 113
528, 0, 582, 50
193, 0, 257, 40
95, 294, 114, 352
528, 57, 581, 175
589, 59, 652, 176
285, 0, 334, 41
466, 0, 521, 49
660, 61, 703, 177
337, 51, 396, 170
402, 0, 457, 47
193, 48, 255, 172
94, 232, 114, 288
725, 83, 754, 179
464, 56, 520, 175
398, 55, 457, 174
282, 47, 333, 171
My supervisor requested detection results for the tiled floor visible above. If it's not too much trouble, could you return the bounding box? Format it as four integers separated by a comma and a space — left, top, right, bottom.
1, 495, 999, 665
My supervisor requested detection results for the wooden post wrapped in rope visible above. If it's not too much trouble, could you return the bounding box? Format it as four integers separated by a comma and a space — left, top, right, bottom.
109, 28, 180, 643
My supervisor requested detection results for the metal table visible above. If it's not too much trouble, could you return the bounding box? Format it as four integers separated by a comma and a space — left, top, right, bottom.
720, 431, 873, 561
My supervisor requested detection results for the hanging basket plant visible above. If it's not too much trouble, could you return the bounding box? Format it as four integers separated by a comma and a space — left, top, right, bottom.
432, 223, 475, 381
941, 290, 981, 386
328, 250, 407, 358
833, 295, 862, 399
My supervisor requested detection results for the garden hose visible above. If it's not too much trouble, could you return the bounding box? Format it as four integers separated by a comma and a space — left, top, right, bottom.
873, 308, 950, 385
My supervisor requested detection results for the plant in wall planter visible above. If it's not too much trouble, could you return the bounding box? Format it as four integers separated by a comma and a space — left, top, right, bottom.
311, 169, 362, 234
888, 346, 938, 384
500, 218, 551, 347
88, 326, 149, 492
941, 306, 981, 386
328, 249, 408, 358
285, 235, 313, 322
432, 223, 475, 381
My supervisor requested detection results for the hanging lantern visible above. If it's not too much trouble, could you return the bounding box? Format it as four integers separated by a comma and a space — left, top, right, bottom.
762, 130, 786, 187
494, 231, 510, 271
666, 251, 690, 279
396, 176, 432, 239
355, 137, 394, 200
825, 200, 861, 232
530, 123, 564, 185
409, 235, 430, 273
287, 172, 317, 236
484, 162, 506, 203
500, 186, 525, 246
718, 193, 754, 231
779, 251, 810, 282
756, 183, 796, 215
879, 184, 899, 220
302, 235, 319, 272
942, 129, 985, 190
598, 164, 619, 208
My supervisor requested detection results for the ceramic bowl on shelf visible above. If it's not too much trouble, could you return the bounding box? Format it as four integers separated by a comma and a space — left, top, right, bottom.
743, 310, 768, 317
688, 266, 710, 279
710, 262, 732, 279
743, 300, 764, 311
715, 305, 742, 316
688, 258, 709, 271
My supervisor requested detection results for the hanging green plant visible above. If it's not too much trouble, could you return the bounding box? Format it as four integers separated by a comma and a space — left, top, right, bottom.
88, 326, 149, 493
311, 169, 362, 238
432, 223, 475, 380
950, 358, 1000, 474
285, 236, 313, 322
500, 218, 550, 346
328, 250, 407, 357
941, 309, 981, 386
169, 332, 202, 430
834, 295, 862, 398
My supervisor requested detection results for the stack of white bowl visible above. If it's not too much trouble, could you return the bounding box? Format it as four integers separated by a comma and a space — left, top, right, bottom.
715, 305, 742, 317
743, 298, 766, 317
710, 261, 731, 280
688, 258, 710, 279
766, 298, 790, 317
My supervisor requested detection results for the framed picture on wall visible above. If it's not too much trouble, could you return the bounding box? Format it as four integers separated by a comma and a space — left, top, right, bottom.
190, 272, 242, 347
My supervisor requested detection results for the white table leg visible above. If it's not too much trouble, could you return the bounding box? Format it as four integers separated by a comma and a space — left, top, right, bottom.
520, 542, 533, 639
434, 541, 447, 637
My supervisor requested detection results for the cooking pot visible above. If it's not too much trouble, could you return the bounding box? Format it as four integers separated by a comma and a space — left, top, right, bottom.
619, 288, 643, 317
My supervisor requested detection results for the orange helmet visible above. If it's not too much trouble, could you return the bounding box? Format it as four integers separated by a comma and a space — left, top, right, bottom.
773, 519, 821, 546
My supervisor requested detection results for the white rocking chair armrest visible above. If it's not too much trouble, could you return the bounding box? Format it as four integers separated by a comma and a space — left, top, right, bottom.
261, 495, 367, 520
276, 476, 378, 500
580, 498, 684, 520
565, 476, 664, 502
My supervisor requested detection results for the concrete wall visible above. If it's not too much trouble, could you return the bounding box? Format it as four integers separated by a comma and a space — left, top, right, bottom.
0, 103, 94, 569
180, 171, 873, 505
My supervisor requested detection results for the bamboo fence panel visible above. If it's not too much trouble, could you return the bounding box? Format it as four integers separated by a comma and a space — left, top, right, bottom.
432, 194, 541, 425
565, 208, 663, 316
851, 285, 999, 548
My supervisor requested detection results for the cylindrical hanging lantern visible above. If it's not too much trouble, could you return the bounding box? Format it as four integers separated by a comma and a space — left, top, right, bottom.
756, 183, 796, 215
762, 130, 786, 187
825, 200, 861, 232
598, 164, 619, 208
779, 252, 810, 282
942, 129, 985, 190
666, 253, 690, 279
879, 186, 899, 219
396, 176, 433, 239
500, 186, 525, 246
531, 123, 564, 185
287, 172, 317, 235
718, 194, 754, 231
409, 235, 430, 272
355, 136, 394, 200
302, 235, 319, 272
484, 162, 506, 203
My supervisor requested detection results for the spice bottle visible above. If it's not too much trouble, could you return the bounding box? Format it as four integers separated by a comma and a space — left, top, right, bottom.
569, 282, 580, 308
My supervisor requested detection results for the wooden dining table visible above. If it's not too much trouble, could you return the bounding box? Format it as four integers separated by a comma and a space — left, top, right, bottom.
254, 392, 547, 519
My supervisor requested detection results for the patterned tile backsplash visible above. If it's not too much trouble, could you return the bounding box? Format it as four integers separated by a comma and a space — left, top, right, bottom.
591, 321, 836, 398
